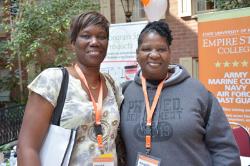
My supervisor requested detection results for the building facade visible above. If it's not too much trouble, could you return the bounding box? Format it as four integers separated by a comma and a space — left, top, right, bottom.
0, 0, 225, 79
99, 0, 217, 78
0, 0, 227, 103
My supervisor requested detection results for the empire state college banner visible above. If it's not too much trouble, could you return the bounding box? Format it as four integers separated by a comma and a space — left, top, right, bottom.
198, 11, 250, 131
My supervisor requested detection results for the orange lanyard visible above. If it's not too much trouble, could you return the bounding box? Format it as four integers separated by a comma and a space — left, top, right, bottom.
74, 64, 104, 149
141, 74, 166, 154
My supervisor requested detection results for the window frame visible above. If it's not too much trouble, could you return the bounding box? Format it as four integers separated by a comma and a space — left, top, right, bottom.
178, 0, 218, 17
0, 0, 4, 33
0, 0, 3, 23
195, 0, 217, 14
131, 0, 146, 21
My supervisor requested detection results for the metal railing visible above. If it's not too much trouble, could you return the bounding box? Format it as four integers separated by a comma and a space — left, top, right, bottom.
0, 104, 25, 146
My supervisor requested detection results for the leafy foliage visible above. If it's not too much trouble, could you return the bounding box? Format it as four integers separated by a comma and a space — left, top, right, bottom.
5, 0, 99, 69
0, 0, 99, 103
216, 0, 250, 10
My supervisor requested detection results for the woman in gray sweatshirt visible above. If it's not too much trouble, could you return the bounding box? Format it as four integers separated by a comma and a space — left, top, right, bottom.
120, 21, 240, 166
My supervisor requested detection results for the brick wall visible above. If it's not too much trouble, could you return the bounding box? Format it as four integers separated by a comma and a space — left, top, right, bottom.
167, 0, 198, 64
108, 0, 198, 64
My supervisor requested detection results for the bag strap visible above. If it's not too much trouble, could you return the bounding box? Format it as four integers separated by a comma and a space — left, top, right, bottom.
51, 67, 69, 126
204, 91, 212, 128
103, 73, 119, 104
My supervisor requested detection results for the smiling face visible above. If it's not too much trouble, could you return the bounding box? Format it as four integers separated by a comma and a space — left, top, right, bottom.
73, 25, 108, 67
137, 31, 170, 80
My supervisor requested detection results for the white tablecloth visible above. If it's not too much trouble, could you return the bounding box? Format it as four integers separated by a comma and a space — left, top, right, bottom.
241, 156, 250, 166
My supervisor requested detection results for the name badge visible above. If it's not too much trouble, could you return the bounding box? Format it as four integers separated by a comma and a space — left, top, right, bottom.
93, 153, 114, 166
136, 153, 161, 166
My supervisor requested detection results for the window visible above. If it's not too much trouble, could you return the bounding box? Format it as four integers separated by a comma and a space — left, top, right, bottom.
0, 0, 3, 23
132, 0, 146, 21
178, 0, 217, 17
196, 0, 216, 13
179, 57, 199, 79
0, 0, 3, 33
0, 69, 11, 102
178, 0, 192, 17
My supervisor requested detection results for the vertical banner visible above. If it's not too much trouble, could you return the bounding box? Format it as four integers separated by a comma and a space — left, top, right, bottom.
101, 21, 147, 84
198, 10, 250, 131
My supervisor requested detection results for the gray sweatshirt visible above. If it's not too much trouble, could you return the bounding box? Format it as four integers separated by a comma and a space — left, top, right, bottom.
120, 64, 240, 166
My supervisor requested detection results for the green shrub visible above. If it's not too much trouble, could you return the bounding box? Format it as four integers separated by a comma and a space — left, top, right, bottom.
0, 0, 99, 103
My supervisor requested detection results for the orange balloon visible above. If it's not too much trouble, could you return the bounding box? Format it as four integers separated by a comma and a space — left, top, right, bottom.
141, 0, 150, 6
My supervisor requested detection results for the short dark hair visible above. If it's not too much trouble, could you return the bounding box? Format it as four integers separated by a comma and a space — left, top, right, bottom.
138, 21, 173, 47
70, 11, 110, 44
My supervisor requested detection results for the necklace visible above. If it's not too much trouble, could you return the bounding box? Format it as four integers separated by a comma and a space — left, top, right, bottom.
90, 84, 99, 90
89, 78, 101, 90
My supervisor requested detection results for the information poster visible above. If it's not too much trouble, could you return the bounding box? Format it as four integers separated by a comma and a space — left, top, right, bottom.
101, 21, 147, 84
198, 12, 250, 131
